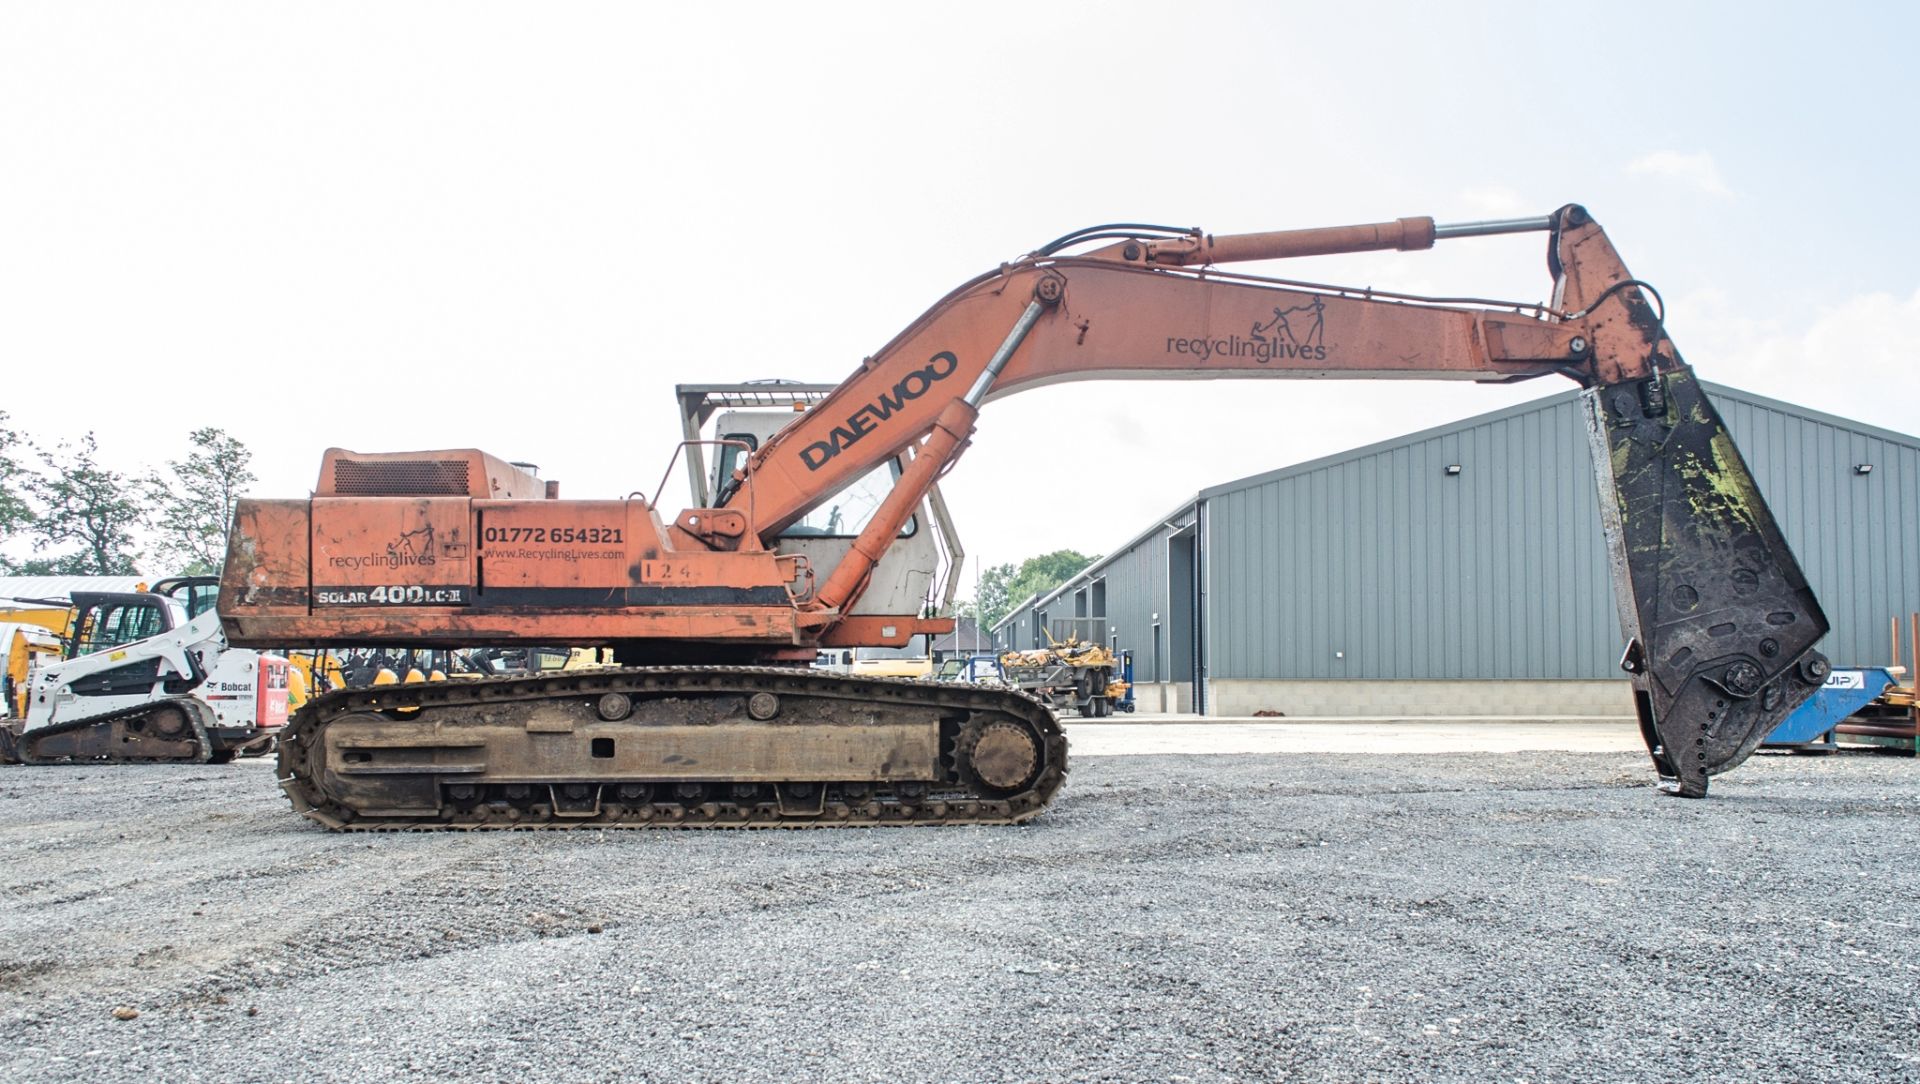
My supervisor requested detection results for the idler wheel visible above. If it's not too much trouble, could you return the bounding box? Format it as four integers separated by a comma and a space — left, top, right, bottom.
968, 721, 1040, 792
148, 707, 189, 737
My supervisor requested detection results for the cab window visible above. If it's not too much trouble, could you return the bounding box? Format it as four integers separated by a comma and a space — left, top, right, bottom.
171, 583, 219, 619
713, 433, 759, 502
72, 603, 166, 657
779, 458, 917, 538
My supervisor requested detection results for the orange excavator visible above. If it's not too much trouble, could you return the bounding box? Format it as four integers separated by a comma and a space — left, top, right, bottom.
221, 204, 1829, 828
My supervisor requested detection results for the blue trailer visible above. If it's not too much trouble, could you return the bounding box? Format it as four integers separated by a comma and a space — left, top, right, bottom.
1761, 668, 1897, 751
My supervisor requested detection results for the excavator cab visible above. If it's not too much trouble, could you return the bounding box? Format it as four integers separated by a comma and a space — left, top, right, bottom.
690, 384, 965, 622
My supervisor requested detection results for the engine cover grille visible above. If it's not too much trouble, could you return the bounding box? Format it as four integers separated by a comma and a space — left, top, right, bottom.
332, 459, 472, 496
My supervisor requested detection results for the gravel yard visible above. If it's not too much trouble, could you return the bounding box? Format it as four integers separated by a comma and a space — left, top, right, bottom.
1, 737, 1915, 1083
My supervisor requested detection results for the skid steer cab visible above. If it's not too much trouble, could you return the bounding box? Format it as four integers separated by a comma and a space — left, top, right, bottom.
3, 577, 289, 765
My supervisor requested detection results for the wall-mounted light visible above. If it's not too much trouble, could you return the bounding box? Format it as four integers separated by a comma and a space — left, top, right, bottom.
1444, 464, 1463, 476
1856, 463, 1874, 475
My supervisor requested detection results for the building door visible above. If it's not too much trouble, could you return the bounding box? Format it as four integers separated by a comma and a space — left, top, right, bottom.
1168, 528, 1198, 711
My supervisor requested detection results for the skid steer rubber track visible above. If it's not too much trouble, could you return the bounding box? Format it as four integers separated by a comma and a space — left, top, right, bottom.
277, 666, 1068, 830
9, 700, 216, 765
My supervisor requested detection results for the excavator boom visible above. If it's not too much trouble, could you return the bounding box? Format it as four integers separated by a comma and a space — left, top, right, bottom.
712, 205, 1829, 796
222, 204, 1828, 823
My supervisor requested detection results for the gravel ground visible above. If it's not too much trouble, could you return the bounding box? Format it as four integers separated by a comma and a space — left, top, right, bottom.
1, 744, 1916, 1083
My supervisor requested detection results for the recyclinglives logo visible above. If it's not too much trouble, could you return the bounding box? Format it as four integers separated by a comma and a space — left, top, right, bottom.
1166, 296, 1330, 364
324, 524, 440, 571
799, 351, 960, 471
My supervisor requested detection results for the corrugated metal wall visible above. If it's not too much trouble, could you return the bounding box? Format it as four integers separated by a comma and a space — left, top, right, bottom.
1719, 391, 1920, 670
993, 604, 1035, 651
1091, 535, 1174, 679
1208, 391, 1613, 679
1204, 383, 1919, 679
1016, 382, 1920, 685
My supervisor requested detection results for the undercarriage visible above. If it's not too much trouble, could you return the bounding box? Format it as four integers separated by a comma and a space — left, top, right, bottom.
277, 667, 1067, 830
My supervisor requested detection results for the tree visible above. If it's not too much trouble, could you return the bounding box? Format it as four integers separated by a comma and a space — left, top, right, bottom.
0, 413, 31, 572
11, 553, 108, 576
1003, 549, 1098, 620
23, 433, 145, 575
964, 549, 1098, 632
960, 561, 1017, 629
145, 427, 256, 575
0, 412, 28, 538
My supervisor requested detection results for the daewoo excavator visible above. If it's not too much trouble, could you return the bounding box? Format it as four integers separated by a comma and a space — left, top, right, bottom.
220, 204, 1829, 829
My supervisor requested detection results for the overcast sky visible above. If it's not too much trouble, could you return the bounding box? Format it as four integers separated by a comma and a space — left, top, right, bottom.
4, 2, 1916, 588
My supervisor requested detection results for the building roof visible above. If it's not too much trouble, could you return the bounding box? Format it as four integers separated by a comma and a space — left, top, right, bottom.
989, 591, 1045, 636
0, 576, 150, 602
1193, 380, 1919, 505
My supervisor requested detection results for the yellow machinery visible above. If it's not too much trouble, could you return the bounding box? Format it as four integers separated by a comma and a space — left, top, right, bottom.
1, 622, 62, 720
284, 645, 612, 711
0, 600, 79, 641
850, 654, 935, 679
1002, 636, 1122, 717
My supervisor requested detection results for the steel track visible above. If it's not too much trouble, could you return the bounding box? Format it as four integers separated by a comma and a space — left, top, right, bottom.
278, 666, 1069, 830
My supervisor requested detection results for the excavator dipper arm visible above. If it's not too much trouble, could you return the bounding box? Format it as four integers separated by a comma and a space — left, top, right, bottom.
727, 205, 1829, 796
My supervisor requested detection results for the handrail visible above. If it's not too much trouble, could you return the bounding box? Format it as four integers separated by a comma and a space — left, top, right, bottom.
650, 439, 758, 535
